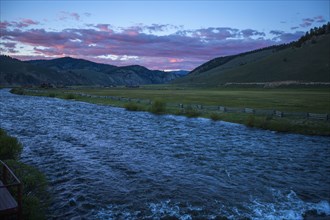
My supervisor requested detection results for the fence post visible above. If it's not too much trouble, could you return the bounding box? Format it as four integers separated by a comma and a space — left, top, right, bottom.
219, 106, 226, 112
275, 111, 283, 117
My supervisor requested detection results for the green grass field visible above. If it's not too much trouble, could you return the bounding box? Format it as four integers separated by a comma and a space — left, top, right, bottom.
65, 86, 330, 114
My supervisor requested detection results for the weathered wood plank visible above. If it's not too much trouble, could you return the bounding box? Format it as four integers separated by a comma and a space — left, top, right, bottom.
0, 180, 18, 212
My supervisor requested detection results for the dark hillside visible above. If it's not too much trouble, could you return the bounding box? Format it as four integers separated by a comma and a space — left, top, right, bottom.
174, 23, 330, 86
0, 56, 183, 86
0, 56, 80, 86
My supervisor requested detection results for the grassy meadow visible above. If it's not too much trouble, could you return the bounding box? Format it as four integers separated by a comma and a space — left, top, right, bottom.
39, 85, 330, 113
19, 85, 330, 135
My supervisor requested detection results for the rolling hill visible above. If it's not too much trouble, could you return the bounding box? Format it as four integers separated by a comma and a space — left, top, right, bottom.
0, 56, 183, 87
174, 26, 330, 86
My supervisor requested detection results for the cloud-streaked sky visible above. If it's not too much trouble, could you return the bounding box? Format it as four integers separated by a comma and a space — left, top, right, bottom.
0, 1, 329, 71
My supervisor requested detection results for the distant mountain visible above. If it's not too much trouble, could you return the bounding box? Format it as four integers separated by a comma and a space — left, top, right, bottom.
174, 24, 330, 86
0, 56, 80, 86
0, 56, 183, 86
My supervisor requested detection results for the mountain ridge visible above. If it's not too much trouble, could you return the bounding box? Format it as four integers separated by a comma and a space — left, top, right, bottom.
0, 56, 183, 86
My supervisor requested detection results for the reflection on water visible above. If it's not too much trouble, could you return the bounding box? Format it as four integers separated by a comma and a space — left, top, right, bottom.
1, 89, 330, 219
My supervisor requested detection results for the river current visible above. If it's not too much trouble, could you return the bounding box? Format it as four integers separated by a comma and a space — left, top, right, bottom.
0, 89, 330, 219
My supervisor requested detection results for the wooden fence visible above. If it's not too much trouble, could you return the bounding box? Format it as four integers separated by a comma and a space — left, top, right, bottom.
28, 90, 330, 121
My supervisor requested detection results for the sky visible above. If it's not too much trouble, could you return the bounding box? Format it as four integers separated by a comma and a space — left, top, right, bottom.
0, 0, 329, 71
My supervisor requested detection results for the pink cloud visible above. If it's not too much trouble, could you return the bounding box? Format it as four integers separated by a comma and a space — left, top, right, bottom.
21, 18, 39, 26
0, 19, 39, 29
169, 58, 184, 63
0, 21, 11, 29
96, 24, 113, 32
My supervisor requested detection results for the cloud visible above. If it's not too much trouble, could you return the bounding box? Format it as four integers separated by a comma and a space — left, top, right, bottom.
0, 19, 39, 29
0, 42, 17, 53
299, 16, 327, 28
59, 11, 80, 21
314, 15, 326, 23
270, 30, 305, 43
0, 42, 16, 48
1, 22, 305, 70
145, 24, 169, 32
169, 58, 184, 63
95, 24, 113, 32
20, 19, 39, 26
191, 27, 239, 40
240, 29, 265, 38
300, 21, 312, 28
270, 30, 285, 35
303, 18, 314, 23
0, 21, 11, 29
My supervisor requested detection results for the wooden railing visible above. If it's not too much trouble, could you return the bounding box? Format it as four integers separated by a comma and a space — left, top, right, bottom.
0, 160, 22, 220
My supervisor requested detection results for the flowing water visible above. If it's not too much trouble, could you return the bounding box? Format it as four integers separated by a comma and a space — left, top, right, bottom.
1, 89, 330, 220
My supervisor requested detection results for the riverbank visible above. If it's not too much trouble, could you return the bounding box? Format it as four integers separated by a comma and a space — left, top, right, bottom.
11, 87, 330, 136
0, 128, 49, 220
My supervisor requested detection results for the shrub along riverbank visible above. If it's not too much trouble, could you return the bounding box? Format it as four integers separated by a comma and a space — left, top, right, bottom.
0, 128, 49, 220
10, 87, 330, 136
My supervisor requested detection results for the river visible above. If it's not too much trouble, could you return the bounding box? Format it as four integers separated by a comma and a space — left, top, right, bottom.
1, 89, 329, 220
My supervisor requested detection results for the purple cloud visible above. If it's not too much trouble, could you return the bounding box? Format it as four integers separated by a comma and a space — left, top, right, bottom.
303, 18, 314, 23
241, 29, 265, 38
0, 21, 11, 29
300, 21, 312, 28
0, 19, 39, 29
299, 16, 327, 28
0, 21, 305, 70
271, 30, 304, 43
20, 19, 39, 26
95, 24, 113, 32
270, 30, 285, 35
0, 42, 16, 48
314, 15, 326, 23
145, 24, 170, 32
59, 11, 80, 21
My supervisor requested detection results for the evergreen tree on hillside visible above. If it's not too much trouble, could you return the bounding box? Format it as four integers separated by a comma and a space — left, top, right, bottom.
295, 22, 330, 47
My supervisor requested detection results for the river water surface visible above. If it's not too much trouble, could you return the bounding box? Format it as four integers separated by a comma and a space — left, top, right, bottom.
1, 89, 330, 219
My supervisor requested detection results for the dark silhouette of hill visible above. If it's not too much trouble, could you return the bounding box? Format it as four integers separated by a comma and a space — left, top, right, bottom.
0, 56, 182, 86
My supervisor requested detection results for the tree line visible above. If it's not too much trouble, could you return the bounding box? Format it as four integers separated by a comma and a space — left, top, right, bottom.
295, 22, 330, 47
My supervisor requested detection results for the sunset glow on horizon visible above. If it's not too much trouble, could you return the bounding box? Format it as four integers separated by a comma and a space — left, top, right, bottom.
1, 0, 329, 70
